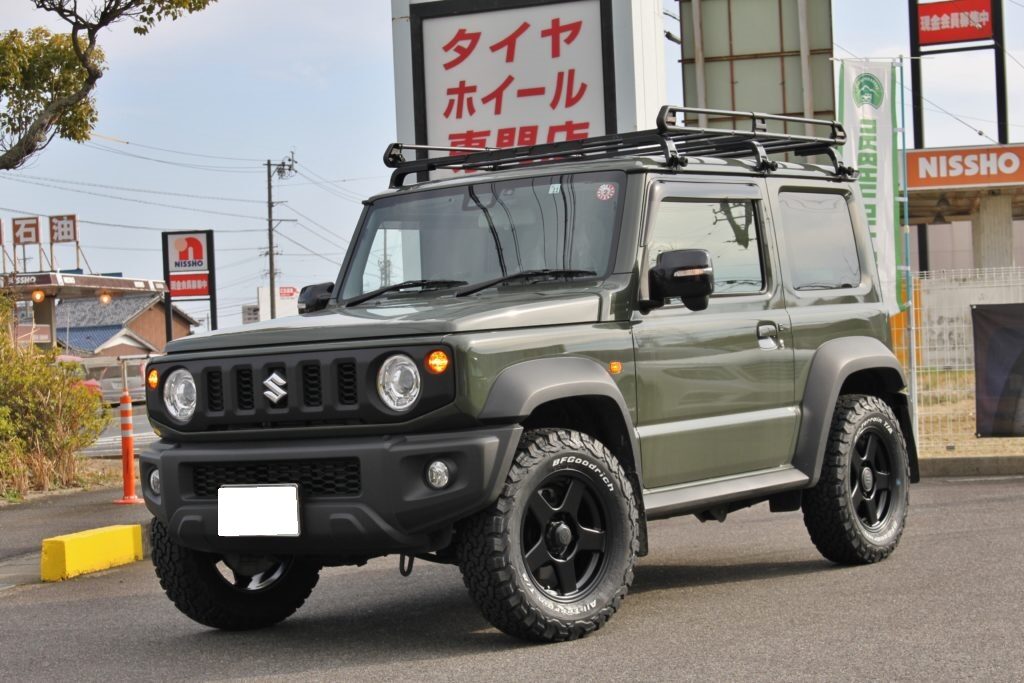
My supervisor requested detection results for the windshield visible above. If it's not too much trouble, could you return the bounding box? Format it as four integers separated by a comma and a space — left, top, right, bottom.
339, 171, 626, 301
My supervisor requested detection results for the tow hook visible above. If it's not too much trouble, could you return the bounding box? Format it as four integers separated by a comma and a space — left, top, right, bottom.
399, 554, 415, 577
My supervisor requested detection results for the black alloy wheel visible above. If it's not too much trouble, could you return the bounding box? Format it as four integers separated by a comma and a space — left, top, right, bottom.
522, 471, 609, 600
802, 394, 910, 565
456, 429, 639, 642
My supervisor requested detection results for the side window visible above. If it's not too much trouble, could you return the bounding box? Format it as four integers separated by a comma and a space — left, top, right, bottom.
778, 192, 861, 290
648, 199, 765, 295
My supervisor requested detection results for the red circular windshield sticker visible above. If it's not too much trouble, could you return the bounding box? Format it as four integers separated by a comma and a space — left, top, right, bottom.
596, 183, 617, 201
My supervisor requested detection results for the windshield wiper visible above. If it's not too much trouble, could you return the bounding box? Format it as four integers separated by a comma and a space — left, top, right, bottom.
344, 279, 468, 307
455, 269, 597, 297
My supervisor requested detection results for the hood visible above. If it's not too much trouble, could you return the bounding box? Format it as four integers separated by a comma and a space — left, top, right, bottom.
165, 290, 603, 353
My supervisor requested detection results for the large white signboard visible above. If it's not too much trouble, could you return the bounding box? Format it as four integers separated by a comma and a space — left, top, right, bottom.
420, 0, 609, 151
393, 0, 666, 150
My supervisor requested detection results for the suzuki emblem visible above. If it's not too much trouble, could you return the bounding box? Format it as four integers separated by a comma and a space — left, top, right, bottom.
263, 371, 287, 404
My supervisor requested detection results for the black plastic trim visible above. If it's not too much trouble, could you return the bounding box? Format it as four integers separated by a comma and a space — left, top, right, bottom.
792, 337, 910, 486
141, 424, 523, 558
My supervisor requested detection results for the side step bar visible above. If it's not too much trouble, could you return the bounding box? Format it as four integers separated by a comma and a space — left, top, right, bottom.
643, 467, 810, 521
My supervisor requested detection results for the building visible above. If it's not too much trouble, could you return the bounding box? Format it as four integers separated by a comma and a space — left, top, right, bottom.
241, 303, 260, 325
54, 293, 196, 357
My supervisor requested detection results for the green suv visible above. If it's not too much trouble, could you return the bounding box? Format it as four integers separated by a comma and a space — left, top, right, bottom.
143, 106, 918, 642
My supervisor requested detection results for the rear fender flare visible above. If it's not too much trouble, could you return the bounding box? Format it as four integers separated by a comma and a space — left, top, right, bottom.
794, 337, 909, 486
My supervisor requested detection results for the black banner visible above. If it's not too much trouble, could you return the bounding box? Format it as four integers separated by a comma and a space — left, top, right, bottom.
972, 303, 1024, 437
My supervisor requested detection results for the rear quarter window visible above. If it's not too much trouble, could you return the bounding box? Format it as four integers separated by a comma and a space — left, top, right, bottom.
778, 192, 861, 290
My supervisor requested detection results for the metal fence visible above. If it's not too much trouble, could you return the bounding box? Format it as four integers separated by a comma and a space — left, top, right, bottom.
892, 267, 1024, 457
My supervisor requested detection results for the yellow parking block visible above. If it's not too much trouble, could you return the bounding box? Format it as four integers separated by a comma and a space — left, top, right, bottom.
40, 525, 144, 582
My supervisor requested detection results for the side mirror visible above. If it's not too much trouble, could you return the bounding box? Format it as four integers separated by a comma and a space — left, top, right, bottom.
298, 282, 334, 314
648, 249, 714, 311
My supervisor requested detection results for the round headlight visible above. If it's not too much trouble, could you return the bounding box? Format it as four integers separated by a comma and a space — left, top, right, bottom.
163, 368, 197, 423
377, 354, 421, 412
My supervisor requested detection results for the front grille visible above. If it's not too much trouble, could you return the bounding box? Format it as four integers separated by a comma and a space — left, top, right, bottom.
236, 368, 254, 410
149, 345, 453, 432
206, 370, 224, 412
192, 459, 361, 498
302, 364, 322, 407
338, 362, 357, 405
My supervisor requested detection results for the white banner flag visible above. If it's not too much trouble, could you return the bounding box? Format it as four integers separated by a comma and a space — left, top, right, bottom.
839, 60, 902, 314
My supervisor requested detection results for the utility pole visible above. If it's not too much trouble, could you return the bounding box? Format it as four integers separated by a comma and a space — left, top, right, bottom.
266, 153, 296, 319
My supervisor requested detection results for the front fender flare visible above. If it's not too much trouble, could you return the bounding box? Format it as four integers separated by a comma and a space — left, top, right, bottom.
478, 356, 641, 474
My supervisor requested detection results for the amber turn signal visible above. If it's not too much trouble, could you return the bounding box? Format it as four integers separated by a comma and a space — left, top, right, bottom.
608, 361, 623, 375
147, 368, 159, 390
425, 350, 450, 375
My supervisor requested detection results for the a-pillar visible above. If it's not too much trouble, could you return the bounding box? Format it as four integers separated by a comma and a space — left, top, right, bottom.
971, 191, 1015, 268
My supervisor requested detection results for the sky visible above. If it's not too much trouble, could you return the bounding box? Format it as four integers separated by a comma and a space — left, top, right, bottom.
1, 0, 1022, 329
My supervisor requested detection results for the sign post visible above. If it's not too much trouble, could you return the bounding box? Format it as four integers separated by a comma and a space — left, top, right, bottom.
161, 230, 217, 340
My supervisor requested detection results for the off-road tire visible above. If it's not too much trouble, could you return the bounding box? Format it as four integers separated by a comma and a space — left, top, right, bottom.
456, 428, 639, 642
802, 394, 910, 565
150, 518, 320, 630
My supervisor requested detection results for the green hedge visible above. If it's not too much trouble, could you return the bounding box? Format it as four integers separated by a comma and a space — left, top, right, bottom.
1, 293, 107, 500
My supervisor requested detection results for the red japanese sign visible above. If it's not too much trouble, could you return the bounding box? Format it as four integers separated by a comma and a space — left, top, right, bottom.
169, 272, 210, 297
279, 286, 298, 299
11, 217, 40, 246
918, 0, 993, 46
49, 215, 78, 243
419, 1, 607, 170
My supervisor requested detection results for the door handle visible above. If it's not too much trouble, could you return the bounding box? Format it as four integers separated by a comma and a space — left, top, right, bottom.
756, 322, 784, 350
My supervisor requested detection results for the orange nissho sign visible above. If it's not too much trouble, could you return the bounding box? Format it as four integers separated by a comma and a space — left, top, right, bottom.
906, 144, 1024, 190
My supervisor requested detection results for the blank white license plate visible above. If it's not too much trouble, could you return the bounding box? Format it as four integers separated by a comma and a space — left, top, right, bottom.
218, 485, 300, 537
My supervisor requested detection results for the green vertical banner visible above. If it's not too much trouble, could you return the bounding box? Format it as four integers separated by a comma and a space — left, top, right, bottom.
839, 60, 903, 313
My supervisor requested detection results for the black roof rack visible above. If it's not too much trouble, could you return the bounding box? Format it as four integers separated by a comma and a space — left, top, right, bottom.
383, 106, 855, 188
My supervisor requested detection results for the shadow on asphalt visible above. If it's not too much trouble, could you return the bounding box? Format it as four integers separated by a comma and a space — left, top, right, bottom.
150, 558, 839, 667
631, 558, 837, 594
159, 583, 531, 664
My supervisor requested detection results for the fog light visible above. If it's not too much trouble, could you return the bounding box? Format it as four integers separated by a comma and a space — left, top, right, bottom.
426, 460, 451, 489
149, 469, 161, 496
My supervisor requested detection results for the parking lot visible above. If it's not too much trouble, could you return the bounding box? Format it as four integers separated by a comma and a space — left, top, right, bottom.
1, 477, 1021, 681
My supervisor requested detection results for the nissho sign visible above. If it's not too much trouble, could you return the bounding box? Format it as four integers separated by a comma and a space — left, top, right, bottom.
907, 144, 1024, 190
165, 232, 209, 272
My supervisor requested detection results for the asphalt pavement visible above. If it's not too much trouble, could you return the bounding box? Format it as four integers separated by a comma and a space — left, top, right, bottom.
0, 477, 1022, 680
79, 407, 157, 458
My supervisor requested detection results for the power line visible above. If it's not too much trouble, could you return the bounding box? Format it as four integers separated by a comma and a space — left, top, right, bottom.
274, 230, 343, 266
91, 132, 265, 163
0, 204, 261, 234
833, 42, 999, 144
290, 221, 349, 251
293, 169, 365, 203
83, 142, 264, 173
0, 176, 267, 222
281, 205, 351, 247
9, 172, 264, 204
283, 174, 387, 187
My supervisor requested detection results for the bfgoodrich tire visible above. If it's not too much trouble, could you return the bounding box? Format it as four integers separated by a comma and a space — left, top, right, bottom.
151, 518, 320, 630
456, 429, 639, 642
802, 394, 910, 565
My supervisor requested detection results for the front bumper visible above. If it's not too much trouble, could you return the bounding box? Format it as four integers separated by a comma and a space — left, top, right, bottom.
140, 425, 522, 558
